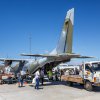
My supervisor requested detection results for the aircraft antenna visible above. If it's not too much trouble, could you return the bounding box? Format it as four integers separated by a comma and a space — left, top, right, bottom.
6, 53, 8, 58
29, 33, 32, 59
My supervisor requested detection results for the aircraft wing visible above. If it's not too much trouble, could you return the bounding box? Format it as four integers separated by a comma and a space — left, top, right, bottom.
0, 58, 26, 62
0, 58, 28, 66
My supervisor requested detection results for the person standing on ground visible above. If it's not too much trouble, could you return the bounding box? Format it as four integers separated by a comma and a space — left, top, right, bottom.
40, 69, 44, 85
74, 68, 79, 75
60, 70, 64, 81
55, 70, 59, 81
34, 70, 40, 89
26, 69, 30, 80
17, 72, 21, 87
20, 70, 25, 87
47, 69, 53, 81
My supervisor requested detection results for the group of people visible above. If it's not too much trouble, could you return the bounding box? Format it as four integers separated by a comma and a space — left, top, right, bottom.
17, 69, 30, 87
2, 66, 64, 89
32, 68, 63, 89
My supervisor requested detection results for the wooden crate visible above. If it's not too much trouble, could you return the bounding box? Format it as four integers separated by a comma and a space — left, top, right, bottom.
61, 75, 83, 84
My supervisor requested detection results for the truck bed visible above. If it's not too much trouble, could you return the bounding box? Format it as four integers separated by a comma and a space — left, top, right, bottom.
61, 75, 83, 84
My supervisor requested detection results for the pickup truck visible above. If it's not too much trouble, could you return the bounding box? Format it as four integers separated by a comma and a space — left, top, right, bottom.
61, 61, 100, 91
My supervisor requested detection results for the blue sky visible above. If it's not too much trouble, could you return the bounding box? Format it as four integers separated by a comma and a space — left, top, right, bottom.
0, 0, 100, 62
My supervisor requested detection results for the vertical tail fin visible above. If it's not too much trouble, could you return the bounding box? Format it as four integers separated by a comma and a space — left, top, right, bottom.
56, 8, 74, 54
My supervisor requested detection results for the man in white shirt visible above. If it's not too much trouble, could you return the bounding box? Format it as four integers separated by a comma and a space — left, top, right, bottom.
34, 70, 40, 89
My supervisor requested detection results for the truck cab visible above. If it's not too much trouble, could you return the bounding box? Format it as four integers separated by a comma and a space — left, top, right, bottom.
83, 61, 100, 90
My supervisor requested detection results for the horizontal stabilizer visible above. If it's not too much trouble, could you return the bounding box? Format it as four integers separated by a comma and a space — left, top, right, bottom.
20, 53, 58, 58
76, 56, 95, 58
21, 53, 94, 59
21, 53, 81, 58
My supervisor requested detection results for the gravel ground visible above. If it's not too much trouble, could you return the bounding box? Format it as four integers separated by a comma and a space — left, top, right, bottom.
0, 81, 100, 100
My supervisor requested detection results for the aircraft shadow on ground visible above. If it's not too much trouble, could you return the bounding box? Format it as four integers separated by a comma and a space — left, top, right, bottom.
29, 81, 65, 88
64, 82, 100, 92
69, 83, 100, 92
41, 81, 100, 92
29, 80, 100, 92
93, 87, 100, 92
43, 81, 67, 86
29, 84, 43, 89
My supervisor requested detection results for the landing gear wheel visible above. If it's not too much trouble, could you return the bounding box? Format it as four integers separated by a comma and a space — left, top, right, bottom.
84, 81, 93, 91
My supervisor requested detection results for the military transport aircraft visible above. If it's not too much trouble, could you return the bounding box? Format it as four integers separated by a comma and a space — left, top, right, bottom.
0, 8, 93, 75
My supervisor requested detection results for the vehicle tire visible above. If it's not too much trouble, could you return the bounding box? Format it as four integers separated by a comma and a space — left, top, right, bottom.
84, 81, 93, 91
67, 81, 73, 86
